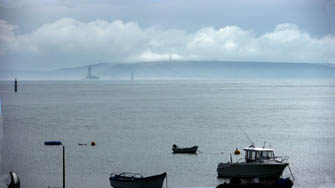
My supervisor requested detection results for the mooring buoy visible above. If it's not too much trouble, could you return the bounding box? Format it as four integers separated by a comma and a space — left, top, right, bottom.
234, 148, 240, 155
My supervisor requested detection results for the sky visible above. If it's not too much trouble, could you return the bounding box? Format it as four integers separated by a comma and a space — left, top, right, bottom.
0, 0, 335, 70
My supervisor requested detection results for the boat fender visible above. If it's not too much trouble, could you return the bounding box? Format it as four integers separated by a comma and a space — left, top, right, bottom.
234, 148, 240, 155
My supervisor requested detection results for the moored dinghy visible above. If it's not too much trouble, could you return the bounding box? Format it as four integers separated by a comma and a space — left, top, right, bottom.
109, 172, 166, 188
44, 141, 62, 145
172, 144, 198, 154
8, 171, 20, 188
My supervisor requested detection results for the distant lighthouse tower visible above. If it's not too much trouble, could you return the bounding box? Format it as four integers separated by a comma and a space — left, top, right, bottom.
88, 66, 92, 77
83, 66, 100, 80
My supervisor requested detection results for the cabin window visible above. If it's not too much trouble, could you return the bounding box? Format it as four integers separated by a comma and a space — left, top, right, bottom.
251, 151, 256, 160
261, 151, 268, 158
256, 151, 261, 158
246, 151, 257, 161
247, 151, 255, 161
260, 151, 274, 159
246, 150, 275, 161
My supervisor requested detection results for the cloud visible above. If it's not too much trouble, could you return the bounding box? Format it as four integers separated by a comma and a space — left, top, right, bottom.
0, 0, 72, 8
134, 50, 181, 62
0, 18, 334, 69
0, 20, 17, 55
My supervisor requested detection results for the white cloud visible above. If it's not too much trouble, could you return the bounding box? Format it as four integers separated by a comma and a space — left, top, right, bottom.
0, 20, 17, 55
0, 18, 334, 68
134, 50, 181, 62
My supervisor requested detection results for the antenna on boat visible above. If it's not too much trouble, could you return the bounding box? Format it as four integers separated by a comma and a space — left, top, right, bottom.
238, 125, 254, 145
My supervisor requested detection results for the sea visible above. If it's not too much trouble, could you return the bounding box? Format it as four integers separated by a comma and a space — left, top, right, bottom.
0, 80, 334, 188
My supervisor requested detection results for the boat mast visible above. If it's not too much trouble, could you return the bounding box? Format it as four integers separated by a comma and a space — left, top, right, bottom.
238, 125, 254, 145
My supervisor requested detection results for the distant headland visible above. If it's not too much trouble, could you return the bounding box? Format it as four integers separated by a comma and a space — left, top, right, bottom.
1, 61, 334, 80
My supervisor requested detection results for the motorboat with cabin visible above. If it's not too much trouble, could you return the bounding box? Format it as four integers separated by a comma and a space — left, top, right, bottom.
217, 144, 289, 178
109, 172, 166, 188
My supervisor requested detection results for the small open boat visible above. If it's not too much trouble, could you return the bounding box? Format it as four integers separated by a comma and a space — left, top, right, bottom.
8, 171, 20, 188
109, 172, 166, 188
172, 144, 198, 154
44, 141, 62, 146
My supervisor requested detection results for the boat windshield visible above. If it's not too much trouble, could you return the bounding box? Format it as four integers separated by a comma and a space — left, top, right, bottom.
261, 151, 274, 158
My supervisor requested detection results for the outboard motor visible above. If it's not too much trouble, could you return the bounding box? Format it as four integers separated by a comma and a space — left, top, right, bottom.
8, 172, 20, 188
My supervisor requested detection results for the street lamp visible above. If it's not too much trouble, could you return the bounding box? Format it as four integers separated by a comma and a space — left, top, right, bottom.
44, 141, 65, 188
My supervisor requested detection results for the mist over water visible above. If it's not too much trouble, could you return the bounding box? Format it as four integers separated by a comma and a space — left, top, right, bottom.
0, 80, 334, 188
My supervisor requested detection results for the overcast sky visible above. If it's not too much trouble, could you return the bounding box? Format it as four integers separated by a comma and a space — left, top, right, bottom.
0, 0, 335, 70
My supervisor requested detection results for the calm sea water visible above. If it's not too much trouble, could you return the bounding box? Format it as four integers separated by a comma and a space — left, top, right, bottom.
0, 80, 334, 188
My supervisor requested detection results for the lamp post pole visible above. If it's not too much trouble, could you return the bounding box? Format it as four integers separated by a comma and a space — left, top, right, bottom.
63, 145, 65, 188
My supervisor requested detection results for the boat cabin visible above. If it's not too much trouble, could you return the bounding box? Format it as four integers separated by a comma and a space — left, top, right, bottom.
243, 146, 275, 162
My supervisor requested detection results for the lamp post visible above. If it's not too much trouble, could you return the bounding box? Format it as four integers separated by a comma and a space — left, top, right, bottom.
44, 141, 65, 188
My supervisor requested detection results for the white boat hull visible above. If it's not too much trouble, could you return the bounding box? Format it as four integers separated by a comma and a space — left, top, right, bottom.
217, 162, 288, 178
